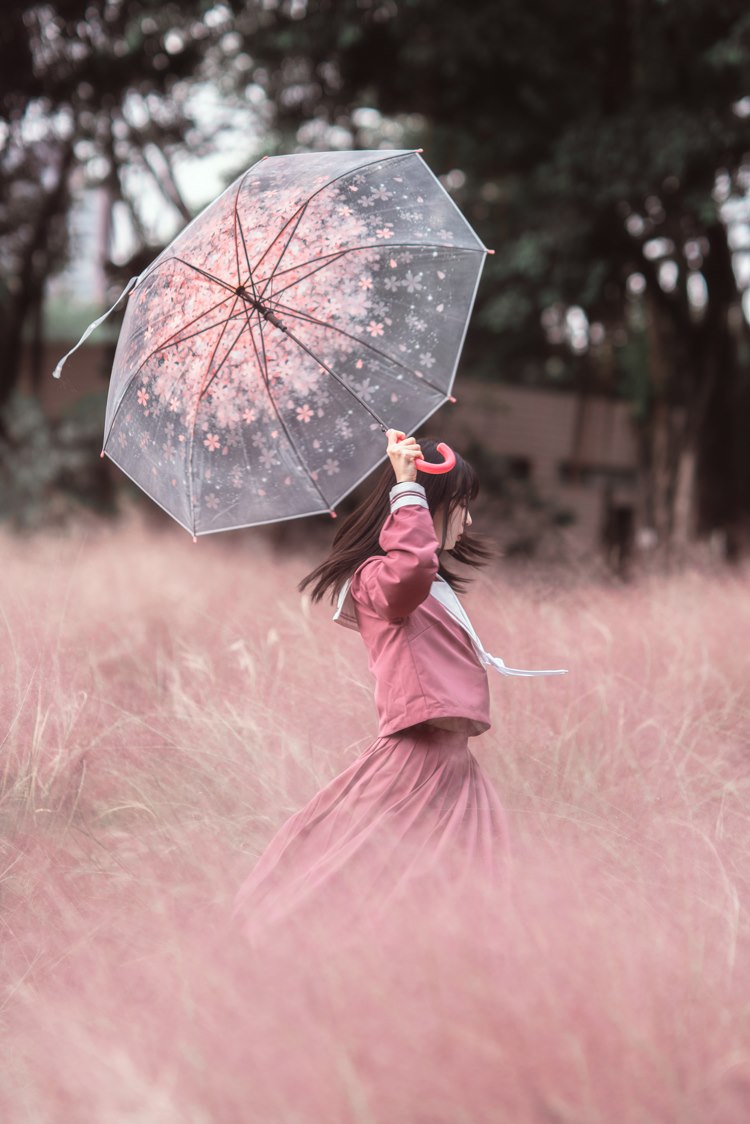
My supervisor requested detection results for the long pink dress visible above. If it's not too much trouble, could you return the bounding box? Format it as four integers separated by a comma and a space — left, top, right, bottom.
232, 722, 513, 946
232, 485, 555, 947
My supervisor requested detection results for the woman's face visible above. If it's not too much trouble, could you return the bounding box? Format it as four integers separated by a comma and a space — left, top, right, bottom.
433, 499, 472, 552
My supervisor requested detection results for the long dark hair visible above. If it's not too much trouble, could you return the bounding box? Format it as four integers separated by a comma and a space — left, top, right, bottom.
298, 436, 494, 605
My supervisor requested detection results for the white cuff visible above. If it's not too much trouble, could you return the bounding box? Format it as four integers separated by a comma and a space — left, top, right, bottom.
389, 481, 429, 513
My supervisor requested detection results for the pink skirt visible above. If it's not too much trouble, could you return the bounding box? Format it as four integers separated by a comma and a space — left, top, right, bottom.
232, 723, 513, 948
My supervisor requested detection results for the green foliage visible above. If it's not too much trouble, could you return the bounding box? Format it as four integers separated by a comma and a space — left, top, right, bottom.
0, 392, 118, 529
0, 0, 227, 409
3, 0, 750, 543
615, 328, 652, 424
228, 0, 750, 395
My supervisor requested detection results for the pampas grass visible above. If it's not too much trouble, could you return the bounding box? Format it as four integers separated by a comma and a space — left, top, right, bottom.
1, 511, 749, 1123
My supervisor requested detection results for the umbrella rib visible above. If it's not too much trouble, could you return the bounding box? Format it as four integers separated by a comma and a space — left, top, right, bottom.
138, 292, 236, 367
232, 178, 246, 289
100, 293, 238, 453
258, 250, 349, 303
255, 202, 310, 304
260, 297, 449, 396
230, 158, 280, 300
155, 307, 248, 354
234, 209, 262, 301
252, 305, 392, 430
172, 257, 238, 295
251, 206, 302, 278
241, 305, 337, 514
195, 319, 247, 404
139, 254, 237, 297
250, 149, 419, 285
187, 297, 243, 534
107, 307, 238, 485
256, 240, 483, 304
256, 247, 346, 287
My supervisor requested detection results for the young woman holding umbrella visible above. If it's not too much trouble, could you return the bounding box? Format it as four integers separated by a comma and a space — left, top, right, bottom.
232, 428, 566, 946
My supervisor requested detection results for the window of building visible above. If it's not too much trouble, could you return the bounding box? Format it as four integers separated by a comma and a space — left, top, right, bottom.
506, 456, 532, 480
558, 462, 637, 488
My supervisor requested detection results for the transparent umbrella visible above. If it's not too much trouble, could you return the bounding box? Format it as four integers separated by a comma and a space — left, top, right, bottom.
55, 148, 491, 537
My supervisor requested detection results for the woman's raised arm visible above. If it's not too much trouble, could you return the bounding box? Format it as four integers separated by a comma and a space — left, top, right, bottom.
353, 485, 439, 621
351, 426, 440, 622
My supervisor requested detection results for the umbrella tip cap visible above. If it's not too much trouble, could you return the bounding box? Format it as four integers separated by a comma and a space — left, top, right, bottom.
192, 535, 198, 543
449, 396, 457, 404
99, 450, 105, 459
330, 511, 337, 519
487, 249, 495, 255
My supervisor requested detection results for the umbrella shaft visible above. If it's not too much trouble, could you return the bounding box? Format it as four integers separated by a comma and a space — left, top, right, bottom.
236, 286, 388, 435
236, 287, 287, 333
253, 301, 286, 333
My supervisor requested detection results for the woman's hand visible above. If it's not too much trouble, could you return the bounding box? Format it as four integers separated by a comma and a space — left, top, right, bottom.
386, 429, 424, 484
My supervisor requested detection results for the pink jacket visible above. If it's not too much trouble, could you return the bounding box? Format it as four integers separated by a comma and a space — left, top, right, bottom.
334, 483, 492, 737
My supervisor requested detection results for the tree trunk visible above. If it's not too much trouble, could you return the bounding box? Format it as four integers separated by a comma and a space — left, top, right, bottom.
0, 140, 75, 412
691, 222, 750, 562
633, 290, 686, 565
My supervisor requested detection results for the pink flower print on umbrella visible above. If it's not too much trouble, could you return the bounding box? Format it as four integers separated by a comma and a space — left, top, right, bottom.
259, 448, 279, 469
54, 149, 490, 536
352, 378, 376, 402
370, 186, 392, 202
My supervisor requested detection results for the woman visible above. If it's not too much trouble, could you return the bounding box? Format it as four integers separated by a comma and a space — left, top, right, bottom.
233, 429, 566, 946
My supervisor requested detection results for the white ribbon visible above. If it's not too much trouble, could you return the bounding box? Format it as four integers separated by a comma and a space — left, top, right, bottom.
52, 275, 139, 380
332, 577, 359, 631
332, 575, 568, 677
429, 577, 567, 677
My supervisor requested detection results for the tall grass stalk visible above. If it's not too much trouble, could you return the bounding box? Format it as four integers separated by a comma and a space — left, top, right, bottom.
1, 514, 748, 1123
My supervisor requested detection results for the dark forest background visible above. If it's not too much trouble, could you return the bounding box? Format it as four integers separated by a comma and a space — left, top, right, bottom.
2, 0, 750, 559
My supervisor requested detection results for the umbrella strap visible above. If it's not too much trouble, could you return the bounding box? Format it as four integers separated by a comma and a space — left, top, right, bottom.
52, 275, 139, 380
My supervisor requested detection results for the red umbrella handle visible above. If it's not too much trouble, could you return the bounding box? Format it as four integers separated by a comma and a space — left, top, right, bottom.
395, 435, 456, 474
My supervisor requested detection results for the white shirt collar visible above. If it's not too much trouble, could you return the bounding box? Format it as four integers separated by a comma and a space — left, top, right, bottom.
332, 574, 567, 677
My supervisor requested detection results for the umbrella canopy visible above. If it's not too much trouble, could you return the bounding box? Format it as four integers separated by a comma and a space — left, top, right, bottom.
100, 148, 490, 536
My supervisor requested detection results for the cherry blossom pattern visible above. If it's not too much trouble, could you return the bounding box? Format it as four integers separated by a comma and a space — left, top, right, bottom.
102, 149, 487, 535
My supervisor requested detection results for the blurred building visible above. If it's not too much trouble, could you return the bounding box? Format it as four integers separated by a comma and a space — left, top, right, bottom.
22, 183, 642, 560
22, 325, 640, 562
434, 380, 638, 565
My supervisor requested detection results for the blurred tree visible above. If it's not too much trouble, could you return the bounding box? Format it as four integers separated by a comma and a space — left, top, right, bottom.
4, 0, 750, 557
0, 0, 224, 416
225, 0, 750, 558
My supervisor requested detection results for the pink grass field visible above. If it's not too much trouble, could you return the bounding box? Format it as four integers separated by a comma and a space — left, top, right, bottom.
1, 512, 749, 1124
